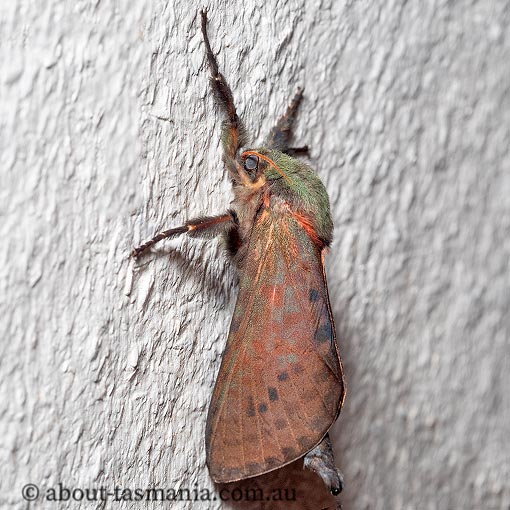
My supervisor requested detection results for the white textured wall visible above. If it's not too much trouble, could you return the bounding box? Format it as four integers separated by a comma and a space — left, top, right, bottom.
1, 1, 509, 509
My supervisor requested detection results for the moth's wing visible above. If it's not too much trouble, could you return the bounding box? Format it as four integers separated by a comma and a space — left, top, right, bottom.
205, 210, 346, 483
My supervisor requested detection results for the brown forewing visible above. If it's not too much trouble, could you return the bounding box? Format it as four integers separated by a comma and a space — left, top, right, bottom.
205, 208, 345, 483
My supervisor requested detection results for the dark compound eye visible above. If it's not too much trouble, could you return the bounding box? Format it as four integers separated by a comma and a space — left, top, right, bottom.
244, 155, 259, 172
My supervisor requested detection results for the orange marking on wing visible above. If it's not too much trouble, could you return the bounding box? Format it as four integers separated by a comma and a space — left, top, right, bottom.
241, 150, 294, 185
255, 223, 274, 282
263, 190, 271, 208
292, 211, 323, 247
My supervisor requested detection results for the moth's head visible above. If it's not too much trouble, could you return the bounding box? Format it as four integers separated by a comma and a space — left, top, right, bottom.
238, 148, 296, 187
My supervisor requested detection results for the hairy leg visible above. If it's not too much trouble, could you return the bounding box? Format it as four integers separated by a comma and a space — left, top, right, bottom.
132, 212, 234, 258
201, 11, 247, 182
266, 87, 304, 152
303, 433, 344, 495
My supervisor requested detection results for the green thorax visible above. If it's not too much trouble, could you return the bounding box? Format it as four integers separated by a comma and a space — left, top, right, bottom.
257, 148, 333, 244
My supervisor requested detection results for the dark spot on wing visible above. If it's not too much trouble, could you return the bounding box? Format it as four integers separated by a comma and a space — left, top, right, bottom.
275, 419, 287, 430
282, 447, 297, 458
247, 396, 256, 417
258, 403, 268, 413
268, 387, 279, 401
293, 364, 304, 374
311, 414, 328, 432
315, 321, 333, 344
277, 371, 289, 381
246, 462, 261, 474
265, 457, 280, 468
298, 436, 311, 449
309, 288, 321, 302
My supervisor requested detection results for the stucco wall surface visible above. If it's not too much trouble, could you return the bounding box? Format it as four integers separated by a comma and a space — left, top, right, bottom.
1, 1, 509, 509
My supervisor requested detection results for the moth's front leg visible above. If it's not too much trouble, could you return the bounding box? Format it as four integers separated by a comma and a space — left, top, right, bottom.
201, 11, 248, 182
303, 433, 344, 495
132, 212, 235, 258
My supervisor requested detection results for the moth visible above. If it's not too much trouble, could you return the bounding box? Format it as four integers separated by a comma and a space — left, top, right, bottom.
133, 10, 346, 495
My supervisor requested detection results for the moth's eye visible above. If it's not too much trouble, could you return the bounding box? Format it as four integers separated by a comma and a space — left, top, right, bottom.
244, 155, 259, 172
